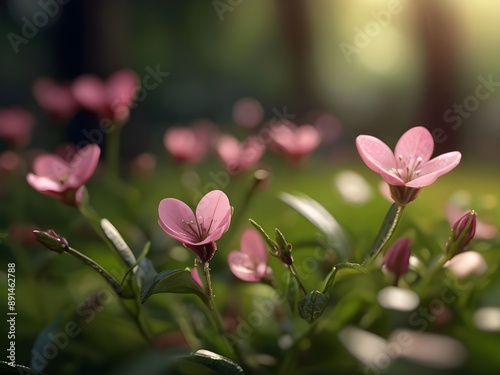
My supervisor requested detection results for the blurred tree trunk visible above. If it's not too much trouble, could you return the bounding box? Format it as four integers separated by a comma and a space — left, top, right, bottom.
276, 0, 315, 116
414, 0, 461, 153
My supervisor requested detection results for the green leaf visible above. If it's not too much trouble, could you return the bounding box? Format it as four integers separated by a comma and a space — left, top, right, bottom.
101, 218, 137, 268
298, 290, 329, 323
0, 362, 45, 374
322, 262, 366, 296
249, 219, 279, 255
182, 349, 244, 374
362, 203, 404, 265
121, 241, 152, 286
280, 193, 349, 261
141, 269, 208, 304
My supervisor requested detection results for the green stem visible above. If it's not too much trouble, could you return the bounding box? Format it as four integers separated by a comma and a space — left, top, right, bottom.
78, 191, 128, 267
65, 246, 123, 295
362, 203, 404, 266
201, 262, 256, 373
289, 264, 307, 296
106, 125, 122, 183
231, 171, 267, 232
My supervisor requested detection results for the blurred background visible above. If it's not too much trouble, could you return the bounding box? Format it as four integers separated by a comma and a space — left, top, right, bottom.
2, 1, 500, 374
2, 0, 500, 159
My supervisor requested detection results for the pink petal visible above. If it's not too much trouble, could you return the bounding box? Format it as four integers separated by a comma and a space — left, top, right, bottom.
195, 190, 231, 241
356, 135, 403, 185
26, 174, 65, 193
240, 228, 268, 266
271, 124, 295, 150
241, 138, 265, 168
106, 69, 138, 118
72, 75, 107, 114
33, 154, 69, 181
164, 127, 207, 163
406, 152, 461, 188
228, 251, 261, 282
217, 135, 240, 165
158, 198, 198, 244
190, 268, 203, 289
67, 144, 101, 187
296, 125, 320, 153
394, 126, 434, 163
33, 78, 78, 118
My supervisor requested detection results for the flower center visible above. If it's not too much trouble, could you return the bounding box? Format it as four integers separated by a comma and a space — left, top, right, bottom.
181, 215, 218, 242
391, 154, 423, 182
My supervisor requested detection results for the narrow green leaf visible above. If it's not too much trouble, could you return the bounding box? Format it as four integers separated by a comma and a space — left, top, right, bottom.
182, 349, 244, 374
101, 218, 137, 268
362, 203, 404, 265
121, 241, 151, 286
141, 269, 208, 304
323, 262, 366, 296
280, 193, 349, 261
249, 219, 279, 255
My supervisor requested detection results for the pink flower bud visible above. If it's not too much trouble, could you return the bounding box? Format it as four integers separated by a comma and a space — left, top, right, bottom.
383, 237, 411, 284
445, 210, 476, 259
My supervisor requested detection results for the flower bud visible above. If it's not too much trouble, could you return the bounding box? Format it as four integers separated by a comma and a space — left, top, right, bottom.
33, 229, 69, 253
383, 237, 411, 284
445, 210, 476, 259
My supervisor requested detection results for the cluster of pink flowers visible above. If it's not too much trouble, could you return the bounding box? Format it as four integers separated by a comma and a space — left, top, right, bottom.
33, 69, 139, 124
163, 98, 328, 173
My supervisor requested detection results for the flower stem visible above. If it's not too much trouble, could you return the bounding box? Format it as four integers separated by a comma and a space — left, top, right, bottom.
201, 261, 256, 372
106, 124, 122, 184
65, 246, 123, 295
77, 190, 128, 267
289, 263, 307, 296
362, 203, 404, 266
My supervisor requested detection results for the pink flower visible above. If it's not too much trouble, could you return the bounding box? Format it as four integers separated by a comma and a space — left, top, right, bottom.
0, 107, 34, 147
232, 97, 264, 129
26, 144, 101, 206
356, 126, 461, 206
383, 237, 411, 284
216, 135, 265, 174
163, 126, 209, 164
228, 228, 273, 283
158, 190, 232, 263
33, 77, 79, 120
271, 123, 320, 163
72, 69, 138, 123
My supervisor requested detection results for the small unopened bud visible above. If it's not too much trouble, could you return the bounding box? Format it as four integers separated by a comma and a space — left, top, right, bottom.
446, 210, 477, 260
383, 237, 411, 285
33, 229, 69, 253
